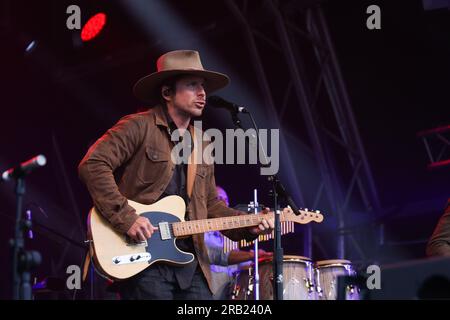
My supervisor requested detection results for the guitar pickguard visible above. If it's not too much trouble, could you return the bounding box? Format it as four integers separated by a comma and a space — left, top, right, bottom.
141, 211, 194, 265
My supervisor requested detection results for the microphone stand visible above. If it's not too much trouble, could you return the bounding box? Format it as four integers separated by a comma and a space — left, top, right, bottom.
3, 155, 46, 299
231, 109, 301, 301
10, 176, 42, 300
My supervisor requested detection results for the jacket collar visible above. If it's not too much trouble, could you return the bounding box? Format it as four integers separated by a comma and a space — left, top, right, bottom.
153, 104, 195, 134
153, 104, 169, 128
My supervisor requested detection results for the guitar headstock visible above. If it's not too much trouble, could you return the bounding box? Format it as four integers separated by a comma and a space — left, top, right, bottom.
281, 207, 324, 224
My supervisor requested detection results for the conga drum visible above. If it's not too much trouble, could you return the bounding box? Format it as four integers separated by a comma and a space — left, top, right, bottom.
232, 255, 316, 300
314, 259, 360, 300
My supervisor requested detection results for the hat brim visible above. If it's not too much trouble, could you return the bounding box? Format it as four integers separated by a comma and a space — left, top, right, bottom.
133, 69, 230, 105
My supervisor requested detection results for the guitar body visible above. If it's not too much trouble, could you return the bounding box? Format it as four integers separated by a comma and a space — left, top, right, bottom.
88, 195, 194, 280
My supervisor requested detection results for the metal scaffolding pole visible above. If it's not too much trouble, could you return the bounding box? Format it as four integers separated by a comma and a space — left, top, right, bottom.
225, 0, 310, 257
266, 0, 345, 257
227, 0, 381, 261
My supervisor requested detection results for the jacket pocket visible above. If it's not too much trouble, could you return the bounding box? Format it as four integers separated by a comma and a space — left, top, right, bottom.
136, 146, 170, 184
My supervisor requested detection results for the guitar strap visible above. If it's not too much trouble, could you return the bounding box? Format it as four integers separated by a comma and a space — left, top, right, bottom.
186, 124, 198, 200
82, 241, 94, 282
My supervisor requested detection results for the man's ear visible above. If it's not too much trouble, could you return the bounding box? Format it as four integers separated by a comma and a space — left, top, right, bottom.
161, 85, 172, 102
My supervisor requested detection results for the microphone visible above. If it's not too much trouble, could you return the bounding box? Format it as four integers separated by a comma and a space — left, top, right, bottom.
2, 154, 47, 182
207, 96, 248, 114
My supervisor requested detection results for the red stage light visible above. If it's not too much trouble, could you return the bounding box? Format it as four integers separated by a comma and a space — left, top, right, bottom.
81, 13, 107, 42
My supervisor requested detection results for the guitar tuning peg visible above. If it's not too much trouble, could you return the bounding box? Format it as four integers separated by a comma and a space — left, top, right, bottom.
315, 210, 321, 213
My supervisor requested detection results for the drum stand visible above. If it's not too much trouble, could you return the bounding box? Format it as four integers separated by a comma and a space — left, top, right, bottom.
232, 110, 262, 300
250, 190, 260, 300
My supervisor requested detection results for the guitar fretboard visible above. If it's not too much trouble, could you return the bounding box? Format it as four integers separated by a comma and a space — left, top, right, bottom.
172, 212, 282, 237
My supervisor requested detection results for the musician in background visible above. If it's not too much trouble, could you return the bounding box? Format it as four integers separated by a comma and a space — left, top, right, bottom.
78, 50, 274, 300
205, 186, 272, 299
426, 199, 450, 257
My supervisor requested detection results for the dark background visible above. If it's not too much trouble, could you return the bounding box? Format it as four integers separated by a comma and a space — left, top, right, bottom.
0, 0, 449, 299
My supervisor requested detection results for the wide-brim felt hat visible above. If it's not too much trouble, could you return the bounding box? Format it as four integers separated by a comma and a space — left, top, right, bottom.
133, 50, 230, 104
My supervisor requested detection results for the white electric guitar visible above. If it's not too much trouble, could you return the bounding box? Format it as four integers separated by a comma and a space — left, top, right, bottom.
87, 195, 324, 280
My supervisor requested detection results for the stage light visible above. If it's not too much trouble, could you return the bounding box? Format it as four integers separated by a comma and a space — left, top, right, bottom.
81, 13, 107, 42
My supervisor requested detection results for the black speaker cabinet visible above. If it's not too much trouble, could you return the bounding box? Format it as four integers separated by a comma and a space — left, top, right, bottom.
365, 257, 450, 299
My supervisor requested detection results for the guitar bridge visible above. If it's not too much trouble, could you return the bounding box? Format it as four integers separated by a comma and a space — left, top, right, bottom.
159, 222, 172, 240
125, 235, 148, 247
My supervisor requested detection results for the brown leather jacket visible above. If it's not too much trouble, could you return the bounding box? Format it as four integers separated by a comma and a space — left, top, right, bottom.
78, 104, 257, 292
426, 199, 450, 257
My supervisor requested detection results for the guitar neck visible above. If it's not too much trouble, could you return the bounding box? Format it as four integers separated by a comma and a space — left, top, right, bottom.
172, 212, 282, 237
